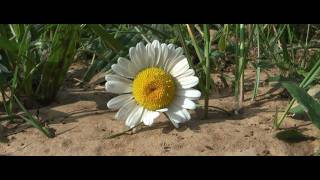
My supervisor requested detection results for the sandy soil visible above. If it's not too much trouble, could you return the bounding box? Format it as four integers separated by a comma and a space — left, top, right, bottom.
0, 64, 319, 156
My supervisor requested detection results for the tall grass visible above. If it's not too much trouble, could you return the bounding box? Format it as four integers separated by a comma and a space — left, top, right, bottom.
186, 24, 214, 119
0, 24, 81, 137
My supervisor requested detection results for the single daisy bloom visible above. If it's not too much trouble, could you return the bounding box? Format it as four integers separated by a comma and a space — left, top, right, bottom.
105, 40, 201, 128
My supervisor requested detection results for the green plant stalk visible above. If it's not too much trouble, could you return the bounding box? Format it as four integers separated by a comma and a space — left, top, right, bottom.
280, 32, 290, 66
186, 24, 205, 65
234, 25, 240, 111
0, 114, 25, 122
218, 24, 229, 51
252, 25, 261, 100
235, 24, 245, 114
176, 24, 194, 69
7, 66, 19, 118
203, 24, 211, 119
301, 24, 310, 68
276, 57, 320, 128
286, 25, 295, 64
186, 24, 207, 118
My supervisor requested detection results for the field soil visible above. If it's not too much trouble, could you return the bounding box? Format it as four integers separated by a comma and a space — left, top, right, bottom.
1, 64, 319, 156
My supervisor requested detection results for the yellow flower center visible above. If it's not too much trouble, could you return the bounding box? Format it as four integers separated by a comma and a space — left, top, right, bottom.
132, 67, 176, 111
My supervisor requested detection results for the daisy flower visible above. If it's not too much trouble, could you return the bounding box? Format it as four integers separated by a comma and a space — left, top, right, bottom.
105, 40, 201, 128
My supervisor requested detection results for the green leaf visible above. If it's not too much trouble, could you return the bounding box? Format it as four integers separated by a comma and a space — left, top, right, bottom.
281, 82, 320, 129
289, 105, 305, 116
88, 24, 124, 53
218, 37, 226, 51
0, 37, 18, 53
35, 25, 80, 104
290, 84, 320, 116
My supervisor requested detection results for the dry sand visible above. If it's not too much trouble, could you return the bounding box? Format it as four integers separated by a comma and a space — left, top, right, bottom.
1, 64, 319, 156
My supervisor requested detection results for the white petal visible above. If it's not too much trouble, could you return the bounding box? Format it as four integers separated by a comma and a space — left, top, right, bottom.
176, 69, 195, 79
170, 58, 189, 77
173, 97, 196, 110
171, 106, 191, 122
107, 94, 133, 110
105, 81, 131, 94
175, 47, 184, 56
176, 76, 199, 89
168, 44, 175, 50
156, 108, 168, 112
129, 45, 147, 72
129, 47, 139, 66
177, 88, 201, 100
164, 47, 184, 71
135, 42, 148, 68
111, 64, 134, 78
165, 55, 186, 73
146, 43, 155, 67
163, 43, 184, 72
152, 40, 162, 66
105, 74, 132, 84
125, 105, 144, 128
157, 43, 168, 67
119, 57, 139, 76
117, 57, 130, 66
163, 46, 177, 70
115, 100, 136, 121
170, 119, 180, 128
141, 110, 160, 126
166, 105, 191, 128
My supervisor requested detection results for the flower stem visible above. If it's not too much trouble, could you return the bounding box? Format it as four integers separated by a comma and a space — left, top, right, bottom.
0, 114, 25, 122
105, 122, 143, 139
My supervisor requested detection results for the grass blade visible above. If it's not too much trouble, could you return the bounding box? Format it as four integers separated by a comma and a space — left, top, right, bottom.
203, 24, 212, 118
252, 25, 261, 100
88, 24, 124, 53
0, 37, 18, 53
36, 25, 79, 104
276, 57, 320, 128
175, 24, 194, 69
14, 95, 54, 138
281, 82, 320, 129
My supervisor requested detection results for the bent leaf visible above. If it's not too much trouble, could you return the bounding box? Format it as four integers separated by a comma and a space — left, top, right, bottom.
281, 82, 320, 129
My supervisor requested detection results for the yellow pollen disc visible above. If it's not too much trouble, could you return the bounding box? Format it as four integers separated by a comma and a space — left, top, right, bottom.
132, 67, 176, 111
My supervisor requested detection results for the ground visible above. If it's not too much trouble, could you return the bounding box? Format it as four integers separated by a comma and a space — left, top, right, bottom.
0, 64, 319, 156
